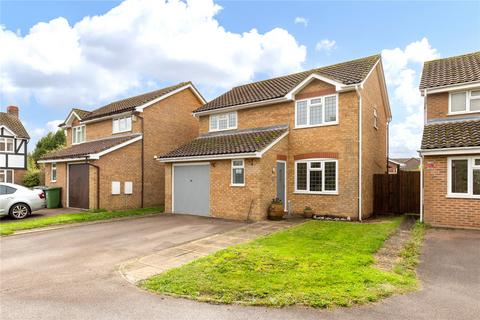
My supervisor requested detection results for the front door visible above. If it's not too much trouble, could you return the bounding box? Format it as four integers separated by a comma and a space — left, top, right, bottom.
276, 161, 286, 211
68, 164, 89, 209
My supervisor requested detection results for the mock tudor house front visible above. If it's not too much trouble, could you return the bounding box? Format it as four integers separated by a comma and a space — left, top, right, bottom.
38, 82, 205, 210
419, 51, 480, 229
0, 106, 29, 185
158, 55, 392, 221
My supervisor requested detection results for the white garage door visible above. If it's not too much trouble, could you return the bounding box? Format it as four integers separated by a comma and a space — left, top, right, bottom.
173, 164, 210, 216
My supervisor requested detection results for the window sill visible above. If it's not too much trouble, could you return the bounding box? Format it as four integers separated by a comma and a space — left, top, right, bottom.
294, 191, 338, 195
447, 110, 480, 116
51, 180, 57, 183
112, 130, 132, 134
209, 127, 238, 133
230, 184, 245, 187
446, 194, 480, 199
294, 122, 339, 130
72, 142, 85, 145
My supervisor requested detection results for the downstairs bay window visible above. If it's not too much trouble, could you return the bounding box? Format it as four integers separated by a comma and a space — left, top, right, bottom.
295, 159, 338, 194
448, 157, 480, 198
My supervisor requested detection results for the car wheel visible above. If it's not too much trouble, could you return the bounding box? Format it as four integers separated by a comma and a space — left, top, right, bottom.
9, 203, 31, 220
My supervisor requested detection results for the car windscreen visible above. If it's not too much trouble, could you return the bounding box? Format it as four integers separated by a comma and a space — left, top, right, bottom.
0, 185, 17, 195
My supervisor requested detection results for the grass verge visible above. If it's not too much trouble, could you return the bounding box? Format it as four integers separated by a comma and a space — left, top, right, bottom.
0, 207, 163, 236
143, 217, 423, 308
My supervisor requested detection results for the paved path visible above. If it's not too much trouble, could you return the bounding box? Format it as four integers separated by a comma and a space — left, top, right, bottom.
1, 216, 479, 320
121, 219, 303, 283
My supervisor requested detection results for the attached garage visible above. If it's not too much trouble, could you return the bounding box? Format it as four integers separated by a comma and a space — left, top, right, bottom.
173, 164, 210, 216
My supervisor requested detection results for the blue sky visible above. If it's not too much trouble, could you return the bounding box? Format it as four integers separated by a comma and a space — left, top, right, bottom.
1, 0, 479, 156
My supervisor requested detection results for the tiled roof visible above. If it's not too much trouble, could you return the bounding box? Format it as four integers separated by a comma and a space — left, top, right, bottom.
421, 119, 480, 150
0, 112, 30, 139
82, 82, 191, 121
73, 108, 91, 119
158, 125, 289, 159
420, 51, 480, 89
40, 134, 141, 160
194, 54, 380, 113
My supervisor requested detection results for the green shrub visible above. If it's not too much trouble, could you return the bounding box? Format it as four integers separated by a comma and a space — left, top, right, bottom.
23, 171, 41, 187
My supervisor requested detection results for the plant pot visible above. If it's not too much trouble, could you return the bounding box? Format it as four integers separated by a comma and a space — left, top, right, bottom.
303, 209, 314, 219
268, 203, 284, 220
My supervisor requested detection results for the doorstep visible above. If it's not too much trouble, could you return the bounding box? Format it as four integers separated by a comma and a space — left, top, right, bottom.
119, 218, 305, 284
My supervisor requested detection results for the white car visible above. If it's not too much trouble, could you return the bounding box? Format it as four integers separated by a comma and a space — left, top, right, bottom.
0, 183, 47, 219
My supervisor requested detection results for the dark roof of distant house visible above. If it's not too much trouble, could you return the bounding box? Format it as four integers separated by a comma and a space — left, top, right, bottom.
40, 134, 141, 160
81, 82, 194, 121
421, 119, 480, 150
194, 54, 380, 113
390, 157, 421, 171
158, 125, 288, 159
0, 112, 30, 139
420, 51, 480, 89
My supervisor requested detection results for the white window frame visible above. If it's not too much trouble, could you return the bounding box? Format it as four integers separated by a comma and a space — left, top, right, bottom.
294, 158, 338, 195
373, 108, 379, 130
231, 159, 245, 187
295, 94, 339, 129
0, 137, 14, 153
447, 156, 480, 199
448, 90, 480, 115
72, 125, 86, 145
0, 169, 14, 183
209, 112, 237, 132
51, 163, 57, 182
112, 116, 132, 134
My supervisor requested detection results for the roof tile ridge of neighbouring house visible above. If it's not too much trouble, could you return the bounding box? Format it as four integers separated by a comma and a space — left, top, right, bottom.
425, 116, 480, 126
198, 124, 289, 139
0, 112, 30, 139
423, 51, 480, 65
81, 133, 143, 144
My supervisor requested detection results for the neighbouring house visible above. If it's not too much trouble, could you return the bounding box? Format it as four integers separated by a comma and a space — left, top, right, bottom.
0, 106, 29, 185
157, 54, 392, 221
388, 157, 420, 174
38, 82, 205, 210
419, 51, 480, 229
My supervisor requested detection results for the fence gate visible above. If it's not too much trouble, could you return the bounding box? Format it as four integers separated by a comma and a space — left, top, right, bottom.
373, 171, 420, 214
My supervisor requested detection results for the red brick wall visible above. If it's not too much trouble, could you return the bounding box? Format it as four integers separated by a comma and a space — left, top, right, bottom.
423, 155, 480, 229
426, 92, 480, 121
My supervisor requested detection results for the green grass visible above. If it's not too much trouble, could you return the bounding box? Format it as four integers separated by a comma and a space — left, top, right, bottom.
0, 206, 163, 236
394, 221, 425, 276
143, 217, 423, 308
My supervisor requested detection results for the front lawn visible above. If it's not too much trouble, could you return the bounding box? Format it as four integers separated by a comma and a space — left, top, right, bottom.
0, 207, 163, 236
143, 217, 421, 308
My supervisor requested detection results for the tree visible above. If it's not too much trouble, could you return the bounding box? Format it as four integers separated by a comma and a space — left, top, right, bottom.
30, 129, 66, 167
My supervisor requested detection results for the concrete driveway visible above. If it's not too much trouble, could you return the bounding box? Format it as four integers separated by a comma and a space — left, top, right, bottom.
1, 216, 479, 320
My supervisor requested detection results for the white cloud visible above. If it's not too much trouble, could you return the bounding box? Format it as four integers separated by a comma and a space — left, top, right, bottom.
0, 0, 306, 109
382, 38, 440, 157
294, 16, 308, 27
315, 39, 336, 52
47, 120, 63, 131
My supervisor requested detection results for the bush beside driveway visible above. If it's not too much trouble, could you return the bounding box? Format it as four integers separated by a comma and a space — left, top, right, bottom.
143, 217, 423, 308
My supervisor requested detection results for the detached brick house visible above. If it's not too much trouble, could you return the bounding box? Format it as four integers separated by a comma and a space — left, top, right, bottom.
158, 55, 391, 221
0, 106, 29, 184
419, 52, 480, 229
38, 82, 205, 210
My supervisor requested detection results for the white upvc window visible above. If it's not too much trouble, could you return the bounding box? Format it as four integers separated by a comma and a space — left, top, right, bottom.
0, 137, 14, 153
294, 159, 338, 194
51, 163, 57, 182
449, 90, 480, 114
72, 125, 86, 144
373, 108, 378, 130
112, 116, 132, 134
231, 159, 245, 186
0, 169, 14, 183
209, 112, 237, 132
447, 156, 480, 198
295, 94, 338, 128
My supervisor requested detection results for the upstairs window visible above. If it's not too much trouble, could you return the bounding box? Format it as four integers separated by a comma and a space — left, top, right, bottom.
0, 138, 14, 152
449, 90, 480, 114
210, 112, 237, 131
295, 94, 338, 128
113, 116, 132, 134
295, 159, 337, 194
448, 157, 480, 198
72, 125, 86, 144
